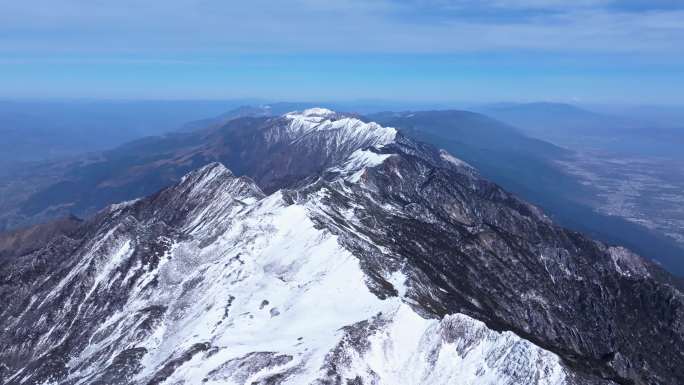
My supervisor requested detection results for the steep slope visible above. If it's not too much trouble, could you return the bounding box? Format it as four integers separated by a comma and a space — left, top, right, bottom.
207, 108, 396, 192
301, 137, 684, 384
369, 109, 567, 158
1, 111, 682, 385
0, 165, 590, 385
370, 110, 684, 276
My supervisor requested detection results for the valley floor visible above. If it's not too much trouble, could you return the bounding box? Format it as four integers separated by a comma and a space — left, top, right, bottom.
557, 152, 684, 247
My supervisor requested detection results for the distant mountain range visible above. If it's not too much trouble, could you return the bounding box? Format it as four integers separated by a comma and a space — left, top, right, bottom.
476, 102, 684, 159
0, 100, 257, 166
177, 103, 311, 132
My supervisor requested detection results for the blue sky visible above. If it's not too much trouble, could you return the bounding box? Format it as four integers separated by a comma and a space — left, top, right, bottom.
1, 0, 683, 104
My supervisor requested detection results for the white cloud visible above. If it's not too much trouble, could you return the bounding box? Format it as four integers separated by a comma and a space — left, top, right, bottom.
0, 0, 682, 56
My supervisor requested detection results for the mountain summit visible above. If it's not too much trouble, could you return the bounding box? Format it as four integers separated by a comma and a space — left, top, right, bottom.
1, 109, 682, 385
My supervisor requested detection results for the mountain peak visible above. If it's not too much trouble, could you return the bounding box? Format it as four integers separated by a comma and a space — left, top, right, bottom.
298, 107, 336, 117
283, 107, 340, 127
281, 107, 397, 147
130, 162, 265, 231
173, 162, 263, 206
284, 107, 337, 122
177, 161, 233, 187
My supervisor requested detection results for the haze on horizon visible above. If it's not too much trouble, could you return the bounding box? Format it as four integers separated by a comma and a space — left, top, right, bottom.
1, 0, 683, 105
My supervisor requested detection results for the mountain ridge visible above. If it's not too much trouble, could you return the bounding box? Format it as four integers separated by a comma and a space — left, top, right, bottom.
1, 109, 682, 384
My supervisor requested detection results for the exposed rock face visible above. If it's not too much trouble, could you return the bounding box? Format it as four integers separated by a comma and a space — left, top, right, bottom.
300, 136, 684, 384
0, 109, 681, 385
210, 107, 397, 193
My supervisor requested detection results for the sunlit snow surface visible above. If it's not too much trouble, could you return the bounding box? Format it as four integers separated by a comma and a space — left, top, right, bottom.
330, 149, 394, 183
36, 158, 576, 385
283, 108, 397, 147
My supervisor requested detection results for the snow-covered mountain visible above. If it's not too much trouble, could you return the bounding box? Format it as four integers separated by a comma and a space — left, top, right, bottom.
1, 109, 682, 385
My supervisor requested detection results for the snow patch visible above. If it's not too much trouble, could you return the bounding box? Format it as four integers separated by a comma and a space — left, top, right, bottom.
294, 107, 336, 118
609, 246, 650, 278
387, 270, 408, 298
339, 305, 570, 385
334, 149, 393, 182
109, 198, 141, 213
440, 149, 473, 169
